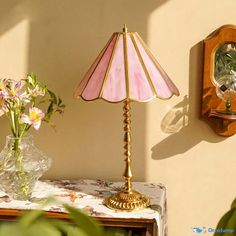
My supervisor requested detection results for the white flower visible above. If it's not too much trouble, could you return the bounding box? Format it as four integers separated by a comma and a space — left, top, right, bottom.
6, 80, 21, 99
0, 79, 6, 91
21, 107, 45, 130
19, 92, 31, 104
0, 91, 8, 112
27, 85, 45, 97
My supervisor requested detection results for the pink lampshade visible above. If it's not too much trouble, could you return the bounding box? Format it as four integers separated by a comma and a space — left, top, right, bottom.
74, 27, 179, 102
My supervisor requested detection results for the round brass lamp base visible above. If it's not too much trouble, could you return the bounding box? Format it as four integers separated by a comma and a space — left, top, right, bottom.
104, 190, 150, 211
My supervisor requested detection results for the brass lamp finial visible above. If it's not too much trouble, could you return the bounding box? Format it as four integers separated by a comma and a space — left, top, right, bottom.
123, 24, 128, 33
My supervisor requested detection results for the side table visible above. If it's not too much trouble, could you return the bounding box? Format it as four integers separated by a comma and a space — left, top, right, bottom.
0, 179, 167, 236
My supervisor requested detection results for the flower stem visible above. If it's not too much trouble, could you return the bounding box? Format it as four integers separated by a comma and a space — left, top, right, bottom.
10, 111, 17, 137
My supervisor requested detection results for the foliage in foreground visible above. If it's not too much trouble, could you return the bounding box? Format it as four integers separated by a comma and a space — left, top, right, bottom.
213, 198, 236, 236
0, 200, 125, 236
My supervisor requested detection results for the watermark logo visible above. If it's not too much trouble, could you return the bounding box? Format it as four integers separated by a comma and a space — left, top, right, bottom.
208, 228, 234, 233
192, 227, 207, 233
192, 227, 235, 234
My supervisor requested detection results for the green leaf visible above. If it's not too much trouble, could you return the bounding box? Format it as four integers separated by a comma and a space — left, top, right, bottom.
52, 221, 89, 236
48, 90, 58, 104
0, 223, 25, 236
63, 204, 103, 236
67, 226, 90, 236
18, 197, 59, 228
19, 209, 44, 228
221, 208, 236, 236
213, 209, 235, 236
26, 221, 61, 236
44, 102, 55, 123
231, 198, 236, 209
58, 97, 63, 105
27, 73, 37, 86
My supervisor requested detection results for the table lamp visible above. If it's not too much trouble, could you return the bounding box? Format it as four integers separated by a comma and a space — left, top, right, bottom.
74, 25, 179, 211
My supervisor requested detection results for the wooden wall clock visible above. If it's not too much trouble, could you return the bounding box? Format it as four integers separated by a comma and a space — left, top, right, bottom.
201, 25, 236, 136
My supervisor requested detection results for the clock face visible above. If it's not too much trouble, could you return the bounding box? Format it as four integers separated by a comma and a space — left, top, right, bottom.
215, 74, 236, 102
214, 42, 236, 81
214, 43, 236, 102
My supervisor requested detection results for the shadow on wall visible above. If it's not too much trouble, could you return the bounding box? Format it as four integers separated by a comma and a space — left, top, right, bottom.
152, 41, 225, 160
0, 0, 169, 180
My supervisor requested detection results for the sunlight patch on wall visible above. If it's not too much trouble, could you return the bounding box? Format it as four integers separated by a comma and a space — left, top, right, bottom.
0, 19, 29, 79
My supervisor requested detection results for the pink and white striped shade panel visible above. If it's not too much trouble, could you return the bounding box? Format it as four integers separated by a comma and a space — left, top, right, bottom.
74, 31, 179, 103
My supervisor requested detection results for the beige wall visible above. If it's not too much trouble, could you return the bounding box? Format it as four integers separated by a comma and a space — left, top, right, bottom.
0, 0, 236, 235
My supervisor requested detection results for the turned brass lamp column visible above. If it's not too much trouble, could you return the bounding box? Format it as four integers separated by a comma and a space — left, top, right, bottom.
105, 100, 150, 210
123, 99, 132, 193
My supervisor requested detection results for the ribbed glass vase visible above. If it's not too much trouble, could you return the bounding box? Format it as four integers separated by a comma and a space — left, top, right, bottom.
0, 135, 51, 200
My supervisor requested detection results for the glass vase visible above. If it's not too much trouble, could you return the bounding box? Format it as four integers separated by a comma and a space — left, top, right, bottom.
0, 135, 51, 200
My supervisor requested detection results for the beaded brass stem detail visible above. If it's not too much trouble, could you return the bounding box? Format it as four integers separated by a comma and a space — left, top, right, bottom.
123, 99, 132, 193
104, 100, 150, 211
